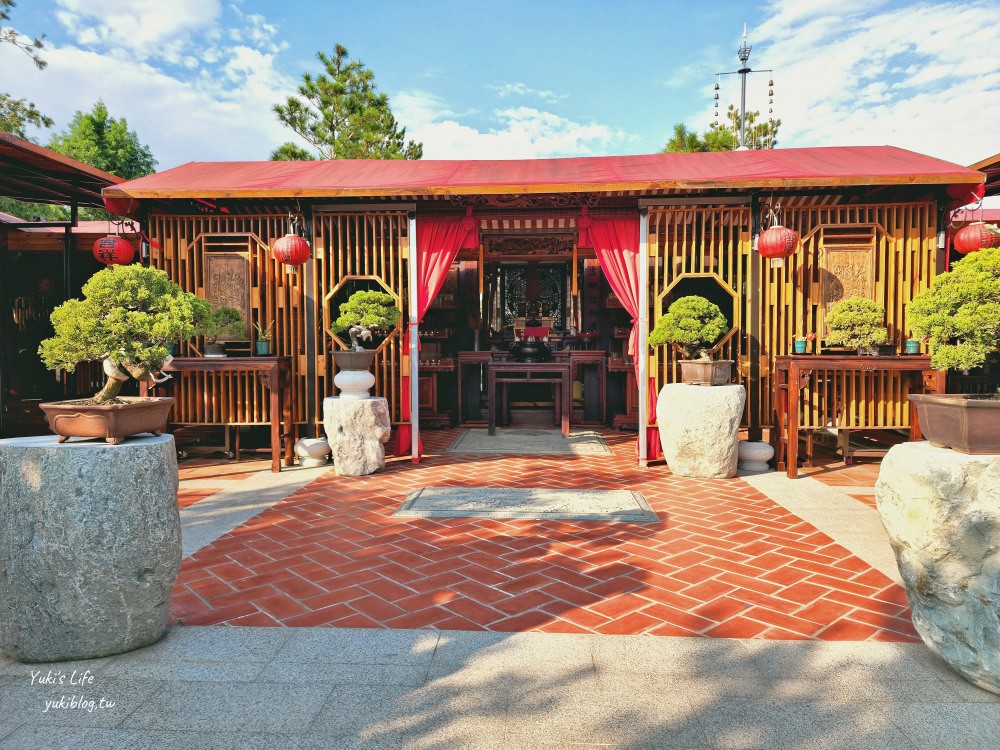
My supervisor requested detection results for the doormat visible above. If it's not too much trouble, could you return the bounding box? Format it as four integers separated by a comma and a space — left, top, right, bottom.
393, 488, 658, 523
446, 429, 613, 455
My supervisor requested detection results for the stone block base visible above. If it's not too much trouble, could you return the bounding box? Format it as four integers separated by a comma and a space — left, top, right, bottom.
323, 397, 391, 476
656, 383, 745, 478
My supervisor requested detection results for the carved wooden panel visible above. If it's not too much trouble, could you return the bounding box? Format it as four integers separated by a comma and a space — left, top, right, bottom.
204, 253, 250, 340
821, 246, 874, 309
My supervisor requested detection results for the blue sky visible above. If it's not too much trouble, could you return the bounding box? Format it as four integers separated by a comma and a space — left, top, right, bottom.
2, 0, 999, 171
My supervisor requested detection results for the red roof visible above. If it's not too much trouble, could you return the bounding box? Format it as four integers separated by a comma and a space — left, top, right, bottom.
103, 146, 982, 202
0, 213, 138, 235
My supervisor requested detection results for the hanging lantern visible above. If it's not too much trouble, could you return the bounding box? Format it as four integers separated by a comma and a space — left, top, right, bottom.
93, 234, 135, 265
758, 225, 799, 266
272, 212, 310, 265
953, 222, 1000, 255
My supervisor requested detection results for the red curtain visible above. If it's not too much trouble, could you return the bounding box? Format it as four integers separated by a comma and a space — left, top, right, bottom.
580, 212, 660, 461
395, 212, 478, 457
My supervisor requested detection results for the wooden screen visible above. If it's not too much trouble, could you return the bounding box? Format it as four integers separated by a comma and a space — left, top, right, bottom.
147, 214, 308, 426
647, 202, 937, 429
311, 211, 409, 429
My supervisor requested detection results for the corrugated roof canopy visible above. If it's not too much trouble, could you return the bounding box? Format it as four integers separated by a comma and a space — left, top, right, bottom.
103, 146, 982, 204
0, 132, 122, 207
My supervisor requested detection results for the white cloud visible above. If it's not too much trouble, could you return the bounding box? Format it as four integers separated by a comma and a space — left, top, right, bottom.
752, 0, 1000, 164
394, 91, 630, 159
490, 82, 564, 103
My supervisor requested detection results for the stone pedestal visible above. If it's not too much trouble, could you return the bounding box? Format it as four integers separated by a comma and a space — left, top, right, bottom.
876, 442, 1000, 694
656, 383, 745, 478
323, 396, 391, 476
0, 434, 180, 663
738, 440, 774, 473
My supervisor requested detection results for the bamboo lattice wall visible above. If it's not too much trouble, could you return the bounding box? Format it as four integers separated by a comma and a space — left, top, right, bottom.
647, 202, 938, 429
311, 211, 409, 429
148, 214, 308, 426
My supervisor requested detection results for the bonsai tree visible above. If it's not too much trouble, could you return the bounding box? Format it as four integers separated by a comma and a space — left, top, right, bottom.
200, 306, 246, 343
824, 296, 889, 354
908, 244, 1000, 372
333, 290, 400, 350
648, 295, 729, 359
39, 265, 211, 403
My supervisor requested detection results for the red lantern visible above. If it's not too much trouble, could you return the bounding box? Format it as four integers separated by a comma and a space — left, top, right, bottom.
93, 235, 135, 265
953, 222, 1000, 255
272, 233, 311, 265
757, 225, 799, 267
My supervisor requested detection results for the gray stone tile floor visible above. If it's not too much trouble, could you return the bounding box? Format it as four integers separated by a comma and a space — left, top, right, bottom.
3, 458, 997, 748
1, 626, 998, 749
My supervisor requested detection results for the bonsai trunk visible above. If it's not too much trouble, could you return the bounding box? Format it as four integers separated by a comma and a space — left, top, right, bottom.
93, 359, 157, 403
94, 376, 124, 403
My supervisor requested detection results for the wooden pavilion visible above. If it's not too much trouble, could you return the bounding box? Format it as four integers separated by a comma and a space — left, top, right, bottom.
82, 146, 988, 464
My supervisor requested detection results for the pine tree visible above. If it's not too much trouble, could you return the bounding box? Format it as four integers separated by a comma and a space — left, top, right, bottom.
661, 106, 780, 153
273, 44, 422, 160
47, 100, 157, 180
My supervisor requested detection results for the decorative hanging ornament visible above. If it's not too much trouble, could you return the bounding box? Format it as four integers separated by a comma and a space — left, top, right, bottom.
272, 213, 310, 266
757, 203, 799, 267
953, 222, 1000, 255
93, 234, 135, 265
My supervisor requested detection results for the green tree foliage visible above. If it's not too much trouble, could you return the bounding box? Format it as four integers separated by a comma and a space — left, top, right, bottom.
273, 44, 422, 160
333, 290, 400, 349
823, 297, 889, 353
0, 92, 52, 138
270, 141, 316, 161
39, 265, 211, 402
1, 0, 45, 69
648, 295, 729, 359
48, 100, 157, 180
661, 105, 780, 153
909, 242, 1000, 372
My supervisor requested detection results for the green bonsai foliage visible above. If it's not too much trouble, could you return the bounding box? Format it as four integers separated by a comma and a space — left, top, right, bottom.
333, 290, 400, 350
200, 306, 246, 343
908, 245, 1000, 372
648, 295, 729, 359
823, 297, 889, 353
39, 265, 211, 402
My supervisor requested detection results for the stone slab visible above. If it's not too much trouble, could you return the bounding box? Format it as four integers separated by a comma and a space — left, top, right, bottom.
393, 487, 658, 523
447, 428, 613, 455
656, 383, 745, 478
323, 396, 390, 476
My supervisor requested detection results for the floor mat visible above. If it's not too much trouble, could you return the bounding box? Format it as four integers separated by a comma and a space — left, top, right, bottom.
393, 487, 658, 523
446, 428, 613, 455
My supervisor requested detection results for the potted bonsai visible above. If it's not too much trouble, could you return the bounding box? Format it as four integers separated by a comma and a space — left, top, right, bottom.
254, 319, 274, 356
906, 243, 1000, 453
331, 290, 400, 399
37, 264, 210, 444
200, 305, 245, 357
648, 295, 731, 385
823, 296, 890, 355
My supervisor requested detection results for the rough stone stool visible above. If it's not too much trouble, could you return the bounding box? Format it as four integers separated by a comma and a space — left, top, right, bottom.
656, 383, 746, 478
323, 396, 391, 476
294, 437, 331, 468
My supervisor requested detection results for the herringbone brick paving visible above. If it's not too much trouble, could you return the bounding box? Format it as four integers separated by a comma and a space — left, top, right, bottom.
170, 429, 918, 641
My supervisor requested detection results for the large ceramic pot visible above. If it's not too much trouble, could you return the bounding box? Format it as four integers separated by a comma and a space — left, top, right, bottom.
333, 350, 376, 400
38, 397, 175, 445
510, 339, 551, 363
908, 393, 1000, 454
678, 359, 733, 386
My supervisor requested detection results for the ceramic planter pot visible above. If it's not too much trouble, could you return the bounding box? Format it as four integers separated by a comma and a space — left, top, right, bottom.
678, 359, 733, 386
39, 397, 175, 445
908, 394, 1000, 454
333, 350, 376, 400
255, 340, 272, 356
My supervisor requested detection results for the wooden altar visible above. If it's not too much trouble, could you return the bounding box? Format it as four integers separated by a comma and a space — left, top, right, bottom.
141, 357, 294, 472
487, 361, 572, 437
772, 355, 945, 478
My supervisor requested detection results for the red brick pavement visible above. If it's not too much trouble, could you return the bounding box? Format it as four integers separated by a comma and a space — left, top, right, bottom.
170, 429, 918, 641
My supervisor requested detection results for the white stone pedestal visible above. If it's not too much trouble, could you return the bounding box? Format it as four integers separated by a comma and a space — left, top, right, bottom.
656, 383, 745, 478
876, 442, 1000, 694
738, 440, 774, 473
0, 434, 180, 663
323, 396, 391, 476
294, 437, 331, 468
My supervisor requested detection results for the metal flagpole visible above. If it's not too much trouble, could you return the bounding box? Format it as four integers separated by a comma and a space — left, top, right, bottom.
408, 213, 420, 463
637, 208, 649, 467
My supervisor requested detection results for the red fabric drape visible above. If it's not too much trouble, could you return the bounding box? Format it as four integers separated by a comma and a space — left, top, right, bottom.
395, 212, 478, 457
579, 213, 658, 460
